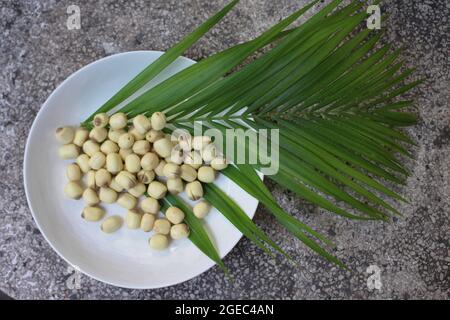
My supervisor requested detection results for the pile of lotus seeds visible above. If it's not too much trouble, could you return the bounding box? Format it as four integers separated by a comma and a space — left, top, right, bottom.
55, 111, 227, 250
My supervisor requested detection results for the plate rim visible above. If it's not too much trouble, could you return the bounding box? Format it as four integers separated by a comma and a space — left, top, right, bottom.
23, 50, 261, 289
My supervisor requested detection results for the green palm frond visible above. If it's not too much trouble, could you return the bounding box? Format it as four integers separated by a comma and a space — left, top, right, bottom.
83, 0, 419, 269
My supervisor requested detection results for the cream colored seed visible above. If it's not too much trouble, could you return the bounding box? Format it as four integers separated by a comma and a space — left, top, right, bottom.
184, 151, 202, 169
201, 144, 217, 162
118, 133, 135, 149
93, 113, 109, 128
154, 160, 166, 177
58, 144, 79, 159
164, 156, 173, 164
119, 148, 133, 161
185, 181, 203, 201
101, 216, 123, 233
125, 210, 142, 229
82, 188, 99, 206
99, 187, 118, 204
109, 112, 127, 130
153, 218, 171, 235
89, 127, 108, 143
73, 128, 89, 146
100, 140, 119, 154
146, 129, 163, 143
180, 164, 197, 182
150, 112, 166, 130
210, 156, 228, 170
109, 177, 123, 193
81, 206, 105, 222
163, 163, 181, 179
76, 154, 90, 173
133, 115, 152, 134
141, 197, 160, 214
64, 181, 83, 199
66, 163, 81, 181
193, 201, 211, 219
125, 154, 141, 173
128, 126, 145, 141
108, 129, 125, 143
192, 136, 211, 151
133, 140, 150, 155
117, 193, 137, 209
149, 234, 169, 250
55, 127, 74, 144
167, 178, 184, 195
141, 152, 159, 171
106, 153, 123, 174
95, 169, 111, 187
89, 151, 106, 170
140, 213, 155, 232
197, 166, 216, 183
128, 182, 146, 198
82, 140, 100, 157
115, 171, 137, 189
137, 170, 155, 184
86, 170, 96, 189
170, 224, 190, 240
147, 181, 167, 199
168, 151, 186, 166
169, 134, 178, 147
166, 206, 185, 224
168, 148, 185, 165
153, 138, 172, 158
178, 135, 192, 152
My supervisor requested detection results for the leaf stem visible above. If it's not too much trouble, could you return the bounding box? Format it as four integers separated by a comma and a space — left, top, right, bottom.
171, 114, 253, 124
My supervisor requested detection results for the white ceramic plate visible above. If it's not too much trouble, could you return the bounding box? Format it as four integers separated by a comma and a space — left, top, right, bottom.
23, 51, 259, 289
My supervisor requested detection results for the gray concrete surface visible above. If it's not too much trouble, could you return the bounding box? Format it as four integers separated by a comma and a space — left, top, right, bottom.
0, 0, 449, 299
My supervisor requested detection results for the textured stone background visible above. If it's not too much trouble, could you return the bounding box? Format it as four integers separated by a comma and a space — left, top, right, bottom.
0, 0, 449, 299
